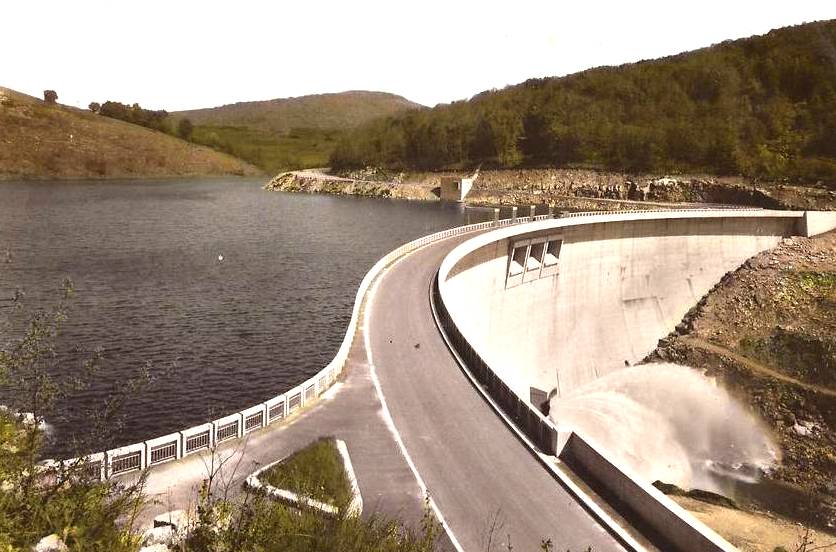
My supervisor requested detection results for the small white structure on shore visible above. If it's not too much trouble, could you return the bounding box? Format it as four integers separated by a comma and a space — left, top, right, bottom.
440, 169, 478, 202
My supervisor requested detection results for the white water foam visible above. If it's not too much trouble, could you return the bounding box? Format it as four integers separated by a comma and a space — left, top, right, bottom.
550, 363, 780, 491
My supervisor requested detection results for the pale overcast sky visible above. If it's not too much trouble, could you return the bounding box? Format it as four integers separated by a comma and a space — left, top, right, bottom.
5, 1, 836, 111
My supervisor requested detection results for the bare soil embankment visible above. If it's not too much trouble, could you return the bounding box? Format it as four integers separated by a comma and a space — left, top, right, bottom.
270, 167, 836, 211
645, 230, 836, 548
0, 87, 261, 180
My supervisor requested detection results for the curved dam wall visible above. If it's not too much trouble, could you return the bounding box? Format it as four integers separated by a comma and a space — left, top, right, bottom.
440, 210, 807, 403
436, 209, 836, 552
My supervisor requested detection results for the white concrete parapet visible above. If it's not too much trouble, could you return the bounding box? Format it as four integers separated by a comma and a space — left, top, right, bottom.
212, 413, 243, 445
241, 404, 267, 435
107, 443, 145, 477
264, 394, 287, 424
801, 210, 836, 237
181, 423, 213, 456
145, 433, 181, 466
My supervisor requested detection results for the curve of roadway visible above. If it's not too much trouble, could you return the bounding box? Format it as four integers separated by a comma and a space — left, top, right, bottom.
367, 233, 626, 552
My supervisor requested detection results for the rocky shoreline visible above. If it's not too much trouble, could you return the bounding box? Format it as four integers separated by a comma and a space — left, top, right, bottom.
266, 167, 836, 211
264, 170, 435, 201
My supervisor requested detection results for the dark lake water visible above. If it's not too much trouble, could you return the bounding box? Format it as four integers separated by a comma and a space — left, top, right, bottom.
0, 178, 465, 455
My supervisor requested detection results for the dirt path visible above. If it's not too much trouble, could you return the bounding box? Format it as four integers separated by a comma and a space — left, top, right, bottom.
679, 336, 836, 398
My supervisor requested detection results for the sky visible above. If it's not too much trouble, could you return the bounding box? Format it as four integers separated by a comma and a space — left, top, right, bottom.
4, 0, 836, 111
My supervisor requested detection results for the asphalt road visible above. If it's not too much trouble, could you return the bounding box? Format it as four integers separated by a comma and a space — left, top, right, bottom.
368, 235, 627, 552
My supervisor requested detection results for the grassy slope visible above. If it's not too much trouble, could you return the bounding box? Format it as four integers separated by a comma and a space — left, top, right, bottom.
189, 124, 344, 175
0, 87, 262, 180
174, 91, 424, 174
176, 90, 422, 134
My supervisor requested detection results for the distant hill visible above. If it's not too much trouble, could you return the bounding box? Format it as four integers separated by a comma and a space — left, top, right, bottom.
331, 20, 836, 189
0, 87, 261, 180
175, 91, 423, 134
172, 91, 423, 174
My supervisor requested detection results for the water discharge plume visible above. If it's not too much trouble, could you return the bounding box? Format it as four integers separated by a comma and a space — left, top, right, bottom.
550, 363, 780, 492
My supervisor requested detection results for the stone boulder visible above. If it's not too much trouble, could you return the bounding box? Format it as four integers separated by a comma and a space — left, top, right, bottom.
33, 534, 68, 552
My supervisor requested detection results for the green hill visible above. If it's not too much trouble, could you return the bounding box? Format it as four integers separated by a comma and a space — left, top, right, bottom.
173, 91, 423, 174
331, 20, 836, 189
175, 91, 422, 133
0, 87, 261, 180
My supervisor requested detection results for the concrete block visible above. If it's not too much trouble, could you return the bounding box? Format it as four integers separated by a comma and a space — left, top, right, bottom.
286, 385, 303, 413
302, 377, 318, 406
63, 451, 105, 481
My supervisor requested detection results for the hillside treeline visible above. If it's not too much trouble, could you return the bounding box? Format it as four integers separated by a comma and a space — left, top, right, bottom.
331, 21, 836, 187
92, 101, 171, 133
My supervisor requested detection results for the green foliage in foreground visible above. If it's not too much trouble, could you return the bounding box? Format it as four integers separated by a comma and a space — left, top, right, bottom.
331, 20, 836, 187
0, 280, 145, 550
261, 438, 352, 508
189, 125, 341, 173
185, 486, 441, 552
0, 414, 145, 551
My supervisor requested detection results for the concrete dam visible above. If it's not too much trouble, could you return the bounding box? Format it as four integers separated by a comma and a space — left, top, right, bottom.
88, 207, 836, 551
441, 210, 811, 399
436, 209, 836, 551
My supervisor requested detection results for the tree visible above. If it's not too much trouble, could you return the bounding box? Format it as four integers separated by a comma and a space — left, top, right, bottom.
43, 90, 57, 104
88, 101, 101, 113
178, 117, 194, 140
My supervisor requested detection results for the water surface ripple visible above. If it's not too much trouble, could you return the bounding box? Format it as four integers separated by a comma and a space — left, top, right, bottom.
0, 179, 464, 455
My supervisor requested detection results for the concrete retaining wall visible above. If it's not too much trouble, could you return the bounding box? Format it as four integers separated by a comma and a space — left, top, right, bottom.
560, 432, 736, 552
801, 210, 836, 237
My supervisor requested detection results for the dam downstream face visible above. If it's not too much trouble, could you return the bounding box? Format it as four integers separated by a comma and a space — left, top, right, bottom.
0, 179, 466, 455
549, 363, 780, 491
439, 214, 800, 493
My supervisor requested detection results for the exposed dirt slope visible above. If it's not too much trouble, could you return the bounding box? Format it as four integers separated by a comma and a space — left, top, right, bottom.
648, 230, 836, 522
0, 87, 261, 180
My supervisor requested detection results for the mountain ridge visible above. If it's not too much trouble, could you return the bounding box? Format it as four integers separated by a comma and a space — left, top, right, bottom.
174, 90, 423, 134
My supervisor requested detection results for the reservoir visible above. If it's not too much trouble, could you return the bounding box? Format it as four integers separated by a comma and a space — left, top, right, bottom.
0, 178, 465, 455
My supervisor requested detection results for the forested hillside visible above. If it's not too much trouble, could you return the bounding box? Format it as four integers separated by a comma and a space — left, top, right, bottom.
331, 21, 836, 188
